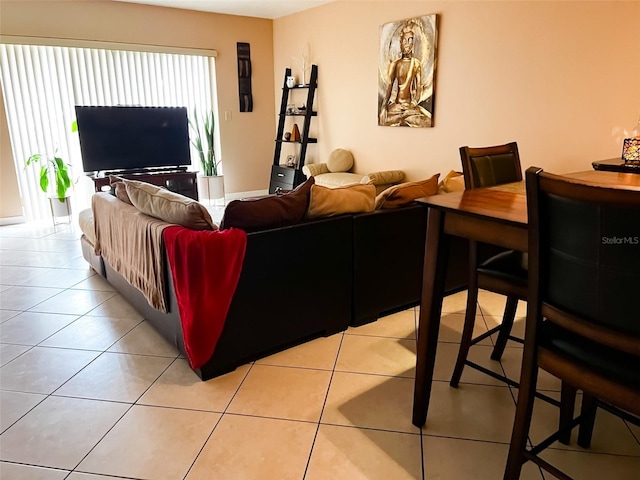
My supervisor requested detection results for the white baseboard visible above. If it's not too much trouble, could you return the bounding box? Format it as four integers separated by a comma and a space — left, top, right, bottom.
224, 189, 269, 201
0, 215, 26, 226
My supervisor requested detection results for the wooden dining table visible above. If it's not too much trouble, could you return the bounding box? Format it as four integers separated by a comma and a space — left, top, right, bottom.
412, 170, 640, 428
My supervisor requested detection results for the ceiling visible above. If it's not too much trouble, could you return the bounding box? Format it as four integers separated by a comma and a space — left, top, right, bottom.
115, 0, 336, 19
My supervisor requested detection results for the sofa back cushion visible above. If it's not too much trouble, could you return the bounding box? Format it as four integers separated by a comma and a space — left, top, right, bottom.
307, 183, 376, 219
123, 179, 217, 231
375, 174, 440, 209
220, 177, 314, 232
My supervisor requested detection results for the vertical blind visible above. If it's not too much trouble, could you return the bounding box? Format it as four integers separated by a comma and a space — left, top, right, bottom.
0, 43, 217, 220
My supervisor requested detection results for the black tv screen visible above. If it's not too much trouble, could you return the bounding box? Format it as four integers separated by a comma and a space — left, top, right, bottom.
75, 106, 191, 173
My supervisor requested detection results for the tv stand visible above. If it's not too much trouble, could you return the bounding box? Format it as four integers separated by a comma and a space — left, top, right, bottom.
99, 166, 189, 177
90, 169, 198, 200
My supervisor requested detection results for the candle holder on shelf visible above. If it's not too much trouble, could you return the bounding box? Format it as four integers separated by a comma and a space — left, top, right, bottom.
622, 138, 640, 163
622, 116, 640, 164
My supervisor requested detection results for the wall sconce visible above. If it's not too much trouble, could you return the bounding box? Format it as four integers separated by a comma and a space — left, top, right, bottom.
622, 116, 640, 163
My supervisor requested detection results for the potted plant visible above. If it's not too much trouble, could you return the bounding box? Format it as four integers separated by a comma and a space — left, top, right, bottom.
189, 108, 224, 202
25, 151, 74, 218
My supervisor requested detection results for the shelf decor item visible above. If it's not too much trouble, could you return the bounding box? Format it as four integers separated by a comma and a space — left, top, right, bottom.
286, 155, 297, 168
292, 44, 312, 86
291, 123, 301, 142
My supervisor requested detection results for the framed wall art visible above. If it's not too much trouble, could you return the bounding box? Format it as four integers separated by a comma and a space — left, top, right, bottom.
378, 14, 438, 128
237, 42, 253, 112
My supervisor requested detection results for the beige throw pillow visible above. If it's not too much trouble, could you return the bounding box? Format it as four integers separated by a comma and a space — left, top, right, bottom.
326, 148, 354, 173
375, 174, 440, 209
124, 179, 217, 231
437, 170, 465, 194
106, 175, 133, 204
307, 183, 376, 219
113, 181, 133, 205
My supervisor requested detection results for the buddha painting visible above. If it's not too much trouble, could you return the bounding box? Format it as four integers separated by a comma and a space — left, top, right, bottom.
378, 15, 438, 128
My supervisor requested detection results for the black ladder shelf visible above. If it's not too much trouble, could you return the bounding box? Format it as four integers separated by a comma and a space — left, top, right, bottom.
269, 64, 318, 194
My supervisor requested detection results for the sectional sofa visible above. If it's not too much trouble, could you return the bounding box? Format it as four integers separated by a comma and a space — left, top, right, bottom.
80, 177, 468, 380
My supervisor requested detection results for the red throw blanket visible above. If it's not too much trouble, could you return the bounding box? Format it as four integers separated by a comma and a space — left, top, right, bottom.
163, 226, 247, 369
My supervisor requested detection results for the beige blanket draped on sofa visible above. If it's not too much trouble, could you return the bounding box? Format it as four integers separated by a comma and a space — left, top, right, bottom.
92, 193, 170, 313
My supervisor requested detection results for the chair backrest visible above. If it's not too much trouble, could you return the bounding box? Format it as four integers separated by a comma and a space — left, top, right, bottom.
526, 167, 640, 353
459, 142, 523, 189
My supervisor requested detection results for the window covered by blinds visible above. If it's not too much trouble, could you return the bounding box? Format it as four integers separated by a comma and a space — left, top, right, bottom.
0, 43, 217, 220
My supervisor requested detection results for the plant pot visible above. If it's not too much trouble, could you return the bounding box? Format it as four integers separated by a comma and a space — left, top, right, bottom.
49, 196, 72, 220
197, 175, 225, 201
49, 197, 73, 226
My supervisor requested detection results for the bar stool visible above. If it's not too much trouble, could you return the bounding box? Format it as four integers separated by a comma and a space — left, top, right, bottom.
504, 167, 640, 479
450, 142, 528, 387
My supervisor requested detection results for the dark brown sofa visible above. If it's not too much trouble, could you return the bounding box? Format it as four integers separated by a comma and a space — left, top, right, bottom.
352, 204, 468, 327
81, 208, 352, 380
80, 197, 469, 380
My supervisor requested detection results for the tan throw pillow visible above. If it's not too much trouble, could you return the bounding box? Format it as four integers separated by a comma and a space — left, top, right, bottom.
307, 183, 376, 219
108, 174, 126, 185
326, 148, 354, 173
375, 173, 440, 210
437, 170, 465, 194
124, 179, 217, 231
220, 177, 314, 232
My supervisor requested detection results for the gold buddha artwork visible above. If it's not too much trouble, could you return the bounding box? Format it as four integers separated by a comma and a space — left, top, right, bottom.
378, 15, 438, 128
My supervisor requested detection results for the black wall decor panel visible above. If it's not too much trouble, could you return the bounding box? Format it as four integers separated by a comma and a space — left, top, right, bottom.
237, 42, 253, 112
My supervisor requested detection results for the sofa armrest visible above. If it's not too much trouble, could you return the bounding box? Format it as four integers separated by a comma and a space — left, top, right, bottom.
302, 163, 330, 178
363, 170, 405, 186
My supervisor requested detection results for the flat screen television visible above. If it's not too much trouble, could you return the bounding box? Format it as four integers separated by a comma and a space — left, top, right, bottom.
75, 106, 191, 173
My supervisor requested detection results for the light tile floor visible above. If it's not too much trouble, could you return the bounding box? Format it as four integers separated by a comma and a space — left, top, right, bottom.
1, 220, 639, 479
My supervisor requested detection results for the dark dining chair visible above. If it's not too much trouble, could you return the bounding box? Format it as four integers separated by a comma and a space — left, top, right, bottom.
503, 167, 640, 480
450, 142, 528, 387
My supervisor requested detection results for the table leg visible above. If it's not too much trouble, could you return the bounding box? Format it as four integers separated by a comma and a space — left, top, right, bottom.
413, 208, 450, 427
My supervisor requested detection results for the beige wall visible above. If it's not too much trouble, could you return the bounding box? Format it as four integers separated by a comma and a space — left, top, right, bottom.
2, 0, 638, 220
273, 1, 640, 180
0, 0, 275, 218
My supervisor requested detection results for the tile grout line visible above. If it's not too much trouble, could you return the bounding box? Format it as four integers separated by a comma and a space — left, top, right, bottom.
181, 359, 255, 480
301, 331, 346, 480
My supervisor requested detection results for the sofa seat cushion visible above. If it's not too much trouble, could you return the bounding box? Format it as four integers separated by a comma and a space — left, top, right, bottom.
78, 208, 96, 246
220, 177, 314, 232
123, 178, 217, 231
307, 183, 376, 219
375, 174, 440, 209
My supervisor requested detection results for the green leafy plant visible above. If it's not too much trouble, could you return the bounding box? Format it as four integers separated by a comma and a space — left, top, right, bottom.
188, 108, 220, 176
25, 152, 73, 202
